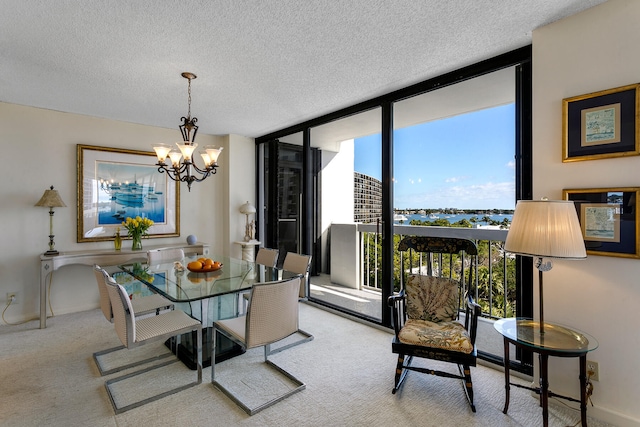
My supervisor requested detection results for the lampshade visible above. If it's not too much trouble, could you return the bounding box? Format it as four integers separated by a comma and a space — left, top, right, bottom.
35, 186, 67, 208
505, 199, 586, 259
239, 201, 256, 215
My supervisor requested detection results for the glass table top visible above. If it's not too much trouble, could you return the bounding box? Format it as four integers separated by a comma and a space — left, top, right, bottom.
494, 318, 598, 353
118, 254, 275, 303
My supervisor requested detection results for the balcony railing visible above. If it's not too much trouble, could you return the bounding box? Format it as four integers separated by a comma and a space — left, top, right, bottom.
358, 223, 513, 319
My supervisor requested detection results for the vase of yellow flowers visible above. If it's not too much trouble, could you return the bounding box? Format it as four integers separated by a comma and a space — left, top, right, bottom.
122, 216, 154, 251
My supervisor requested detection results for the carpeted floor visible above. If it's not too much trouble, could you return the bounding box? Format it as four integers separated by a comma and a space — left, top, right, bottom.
0, 303, 612, 427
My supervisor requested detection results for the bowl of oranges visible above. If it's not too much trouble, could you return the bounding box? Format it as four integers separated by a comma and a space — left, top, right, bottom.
187, 257, 223, 273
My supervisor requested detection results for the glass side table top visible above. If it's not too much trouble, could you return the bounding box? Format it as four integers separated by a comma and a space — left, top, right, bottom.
494, 318, 598, 353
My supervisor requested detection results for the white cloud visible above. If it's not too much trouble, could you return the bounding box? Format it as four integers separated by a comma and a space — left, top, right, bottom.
445, 175, 468, 183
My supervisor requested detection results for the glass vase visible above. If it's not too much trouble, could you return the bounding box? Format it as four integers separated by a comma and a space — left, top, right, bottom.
131, 234, 143, 251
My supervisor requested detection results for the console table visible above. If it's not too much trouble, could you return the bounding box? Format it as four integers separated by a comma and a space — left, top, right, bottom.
39, 242, 209, 328
494, 318, 598, 427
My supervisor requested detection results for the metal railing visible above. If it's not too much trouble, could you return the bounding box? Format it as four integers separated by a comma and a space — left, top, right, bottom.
359, 223, 514, 319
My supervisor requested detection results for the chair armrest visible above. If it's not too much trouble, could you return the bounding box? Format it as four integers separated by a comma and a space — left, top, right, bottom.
387, 289, 405, 337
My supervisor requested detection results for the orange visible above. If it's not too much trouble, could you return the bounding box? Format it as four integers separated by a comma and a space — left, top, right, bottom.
188, 261, 203, 270
204, 259, 214, 266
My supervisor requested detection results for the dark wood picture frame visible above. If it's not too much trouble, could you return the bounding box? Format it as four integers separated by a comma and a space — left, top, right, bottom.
563, 187, 640, 258
562, 83, 640, 162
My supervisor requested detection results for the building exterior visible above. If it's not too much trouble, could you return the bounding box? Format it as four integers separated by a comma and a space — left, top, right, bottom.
354, 172, 382, 224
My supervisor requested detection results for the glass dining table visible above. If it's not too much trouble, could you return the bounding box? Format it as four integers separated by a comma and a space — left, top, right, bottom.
117, 254, 278, 369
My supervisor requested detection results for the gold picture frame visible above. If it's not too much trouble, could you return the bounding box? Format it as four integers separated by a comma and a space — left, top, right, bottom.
562, 83, 640, 162
77, 144, 180, 242
563, 187, 640, 258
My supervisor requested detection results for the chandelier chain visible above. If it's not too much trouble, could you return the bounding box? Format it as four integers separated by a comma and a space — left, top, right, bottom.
187, 77, 192, 119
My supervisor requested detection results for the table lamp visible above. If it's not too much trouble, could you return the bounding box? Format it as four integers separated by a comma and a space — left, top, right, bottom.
35, 185, 67, 256
239, 201, 256, 242
504, 199, 586, 333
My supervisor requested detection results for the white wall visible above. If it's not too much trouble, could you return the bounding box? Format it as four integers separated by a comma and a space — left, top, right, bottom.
225, 134, 258, 259
320, 139, 355, 273
0, 102, 251, 323
533, 1, 640, 425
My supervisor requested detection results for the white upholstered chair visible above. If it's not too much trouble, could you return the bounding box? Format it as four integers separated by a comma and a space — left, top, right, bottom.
267, 252, 314, 353
212, 276, 305, 415
103, 276, 202, 414
255, 247, 279, 269
240, 247, 280, 312
146, 247, 185, 265
282, 252, 312, 299
92, 264, 175, 375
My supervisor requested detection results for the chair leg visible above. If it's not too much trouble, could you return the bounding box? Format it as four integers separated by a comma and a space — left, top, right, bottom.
265, 328, 314, 356
459, 364, 476, 412
392, 354, 411, 394
93, 345, 172, 376
104, 328, 202, 414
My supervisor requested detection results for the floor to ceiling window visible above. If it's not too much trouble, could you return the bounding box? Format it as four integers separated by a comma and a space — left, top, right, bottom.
391, 66, 520, 363
255, 47, 532, 372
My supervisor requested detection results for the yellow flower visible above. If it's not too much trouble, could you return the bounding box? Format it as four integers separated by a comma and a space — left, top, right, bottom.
122, 216, 154, 238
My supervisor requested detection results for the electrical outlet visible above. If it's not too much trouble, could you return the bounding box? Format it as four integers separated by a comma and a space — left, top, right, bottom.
587, 360, 599, 381
6, 292, 18, 304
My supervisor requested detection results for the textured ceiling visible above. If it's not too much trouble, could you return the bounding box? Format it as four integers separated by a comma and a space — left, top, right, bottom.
0, 0, 606, 138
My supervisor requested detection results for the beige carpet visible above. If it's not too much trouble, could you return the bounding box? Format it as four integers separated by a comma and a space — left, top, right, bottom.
0, 303, 612, 427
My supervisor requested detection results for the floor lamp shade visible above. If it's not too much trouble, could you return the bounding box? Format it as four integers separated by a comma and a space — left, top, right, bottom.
505, 200, 586, 260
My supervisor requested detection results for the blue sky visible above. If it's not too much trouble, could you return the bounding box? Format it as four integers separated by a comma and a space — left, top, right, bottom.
354, 104, 515, 210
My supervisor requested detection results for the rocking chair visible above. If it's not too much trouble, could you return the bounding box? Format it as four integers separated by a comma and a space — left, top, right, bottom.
388, 236, 482, 412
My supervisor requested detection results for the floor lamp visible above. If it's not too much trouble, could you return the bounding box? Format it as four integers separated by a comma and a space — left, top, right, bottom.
504, 199, 586, 334
35, 186, 67, 256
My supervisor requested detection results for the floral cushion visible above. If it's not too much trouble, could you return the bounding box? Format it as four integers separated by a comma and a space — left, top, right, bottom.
398, 319, 473, 354
406, 274, 458, 323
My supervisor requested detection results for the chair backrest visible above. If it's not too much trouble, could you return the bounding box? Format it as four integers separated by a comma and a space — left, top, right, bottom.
282, 252, 312, 298
405, 275, 459, 322
397, 236, 478, 318
147, 248, 185, 265
94, 264, 113, 322
104, 276, 137, 346
245, 276, 301, 349
255, 248, 279, 268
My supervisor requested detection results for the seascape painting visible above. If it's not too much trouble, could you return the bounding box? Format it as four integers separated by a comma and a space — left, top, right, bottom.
77, 144, 179, 242
96, 161, 167, 225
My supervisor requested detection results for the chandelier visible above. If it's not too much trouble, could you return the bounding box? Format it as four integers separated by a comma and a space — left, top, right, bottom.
152, 72, 223, 192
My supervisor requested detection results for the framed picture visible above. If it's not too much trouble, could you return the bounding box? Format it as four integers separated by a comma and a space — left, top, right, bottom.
562, 83, 640, 162
563, 187, 640, 258
77, 144, 180, 242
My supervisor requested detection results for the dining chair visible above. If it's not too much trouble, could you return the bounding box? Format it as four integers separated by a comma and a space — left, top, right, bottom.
103, 275, 202, 414
282, 252, 312, 299
239, 247, 280, 313
146, 247, 185, 265
388, 236, 481, 412
255, 247, 279, 280
92, 264, 175, 376
212, 276, 305, 415
266, 252, 314, 354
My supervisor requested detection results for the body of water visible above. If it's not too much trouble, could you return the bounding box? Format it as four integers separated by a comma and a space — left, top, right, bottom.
394, 213, 513, 224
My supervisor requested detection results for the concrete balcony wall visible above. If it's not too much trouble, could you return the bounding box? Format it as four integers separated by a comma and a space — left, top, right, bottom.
329, 223, 359, 289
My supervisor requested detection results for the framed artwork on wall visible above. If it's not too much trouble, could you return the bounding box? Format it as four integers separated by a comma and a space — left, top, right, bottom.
77, 144, 180, 243
562, 83, 640, 162
563, 187, 640, 258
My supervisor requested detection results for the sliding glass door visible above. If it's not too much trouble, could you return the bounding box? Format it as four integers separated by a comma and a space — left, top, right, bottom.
255, 47, 532, 372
